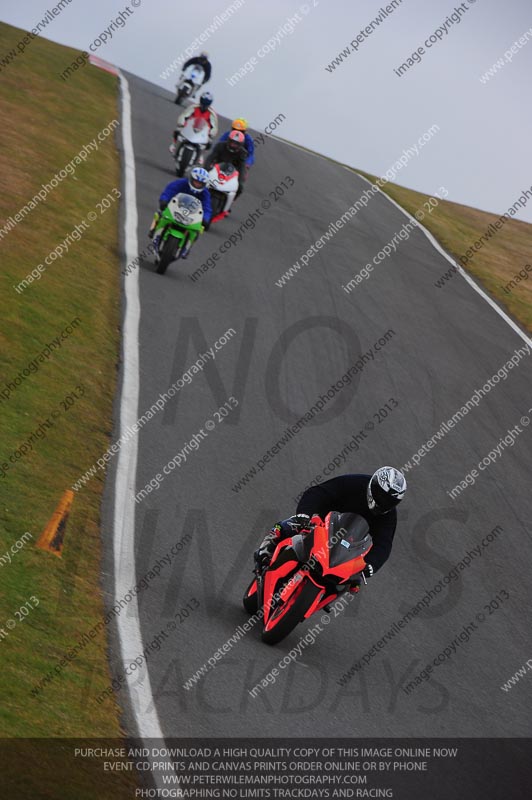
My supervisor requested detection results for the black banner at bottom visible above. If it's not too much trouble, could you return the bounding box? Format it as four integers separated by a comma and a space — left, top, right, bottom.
1, 738, 531, 799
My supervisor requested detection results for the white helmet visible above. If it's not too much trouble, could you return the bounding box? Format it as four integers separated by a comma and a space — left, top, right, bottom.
367, 467, 406, 514
188, 166, 209, 193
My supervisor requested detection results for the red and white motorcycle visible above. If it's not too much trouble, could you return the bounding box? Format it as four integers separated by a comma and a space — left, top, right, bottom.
207, 161, 240, 222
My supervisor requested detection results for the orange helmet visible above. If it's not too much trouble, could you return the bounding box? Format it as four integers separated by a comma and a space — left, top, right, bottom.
232, 118, 248, 132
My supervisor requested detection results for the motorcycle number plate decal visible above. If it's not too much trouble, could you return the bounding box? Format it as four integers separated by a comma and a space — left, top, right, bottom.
340, 540, 350, 549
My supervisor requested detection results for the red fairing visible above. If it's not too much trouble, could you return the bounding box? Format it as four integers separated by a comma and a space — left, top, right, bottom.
305, 592, 337, 618
262, 537, 300, 626
255, 512, 372, 642
214, 163, 238, 183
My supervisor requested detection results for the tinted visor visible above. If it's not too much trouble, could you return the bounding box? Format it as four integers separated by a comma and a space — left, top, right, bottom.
190, 178, 205, 190
368, 478, 400, 514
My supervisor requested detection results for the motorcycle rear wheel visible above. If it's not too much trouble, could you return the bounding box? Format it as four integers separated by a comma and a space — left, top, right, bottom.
261, 579, 321, 645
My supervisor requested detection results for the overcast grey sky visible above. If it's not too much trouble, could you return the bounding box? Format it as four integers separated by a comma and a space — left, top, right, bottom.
2, 0, 531, 221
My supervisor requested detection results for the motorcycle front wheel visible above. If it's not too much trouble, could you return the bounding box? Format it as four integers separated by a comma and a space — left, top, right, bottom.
175, 146, 195, 177
243, 577, 259, 614
261, 579, 321, 645
156, 236, 181, 274
175, 86, 189, 105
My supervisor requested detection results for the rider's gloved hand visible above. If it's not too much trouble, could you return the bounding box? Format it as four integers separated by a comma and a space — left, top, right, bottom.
254, 524, 282, 567
254, 547, 271, 568
284, 513, 311, 533
348, 564, 373, 594
253, 515, 311, 570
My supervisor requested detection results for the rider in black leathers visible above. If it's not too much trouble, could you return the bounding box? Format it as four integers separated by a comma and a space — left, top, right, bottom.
255, 469, 407, 580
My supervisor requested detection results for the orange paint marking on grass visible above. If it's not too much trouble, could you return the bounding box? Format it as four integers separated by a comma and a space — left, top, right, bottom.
36, 490, 74, 557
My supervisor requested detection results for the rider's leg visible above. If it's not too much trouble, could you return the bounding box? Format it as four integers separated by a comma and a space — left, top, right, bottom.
148, 210, 160, 238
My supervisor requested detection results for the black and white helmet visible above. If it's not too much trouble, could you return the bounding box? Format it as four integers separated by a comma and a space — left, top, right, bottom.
367, 467, 406, 514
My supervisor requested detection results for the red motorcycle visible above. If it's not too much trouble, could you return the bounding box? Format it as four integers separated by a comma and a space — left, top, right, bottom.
243, 512, 373, 644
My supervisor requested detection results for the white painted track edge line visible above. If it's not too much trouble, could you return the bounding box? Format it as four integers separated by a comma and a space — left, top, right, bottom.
264, 133, 531, 348
354, 172, 532, 348
114, 71, 174, 781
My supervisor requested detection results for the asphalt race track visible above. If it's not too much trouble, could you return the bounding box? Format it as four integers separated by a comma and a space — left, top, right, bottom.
106, 71, 532, 740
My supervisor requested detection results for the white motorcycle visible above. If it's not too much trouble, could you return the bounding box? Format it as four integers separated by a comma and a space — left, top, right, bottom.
175, 64, 205, 105
173, 117, 210, 177
207, 162, 240, 221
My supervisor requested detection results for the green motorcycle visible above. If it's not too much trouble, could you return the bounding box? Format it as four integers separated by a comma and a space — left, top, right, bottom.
153, 193, 204, 275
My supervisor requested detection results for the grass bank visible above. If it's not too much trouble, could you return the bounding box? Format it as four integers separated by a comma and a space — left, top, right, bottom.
0, 19, 135, 798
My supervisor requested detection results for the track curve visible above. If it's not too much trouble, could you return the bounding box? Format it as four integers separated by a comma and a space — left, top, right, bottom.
109, 71, 532, 739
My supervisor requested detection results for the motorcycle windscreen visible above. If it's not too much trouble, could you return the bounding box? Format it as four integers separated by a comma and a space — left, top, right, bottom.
171, 193, 203, 224
192, 118, 208, 133
327, 512, 372, 568
217, 161, 238, 178
189, 66, 204, 80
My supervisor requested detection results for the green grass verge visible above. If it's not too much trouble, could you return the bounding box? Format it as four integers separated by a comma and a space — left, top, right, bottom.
357, 170, 532, 333
0, 20, 135, 798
